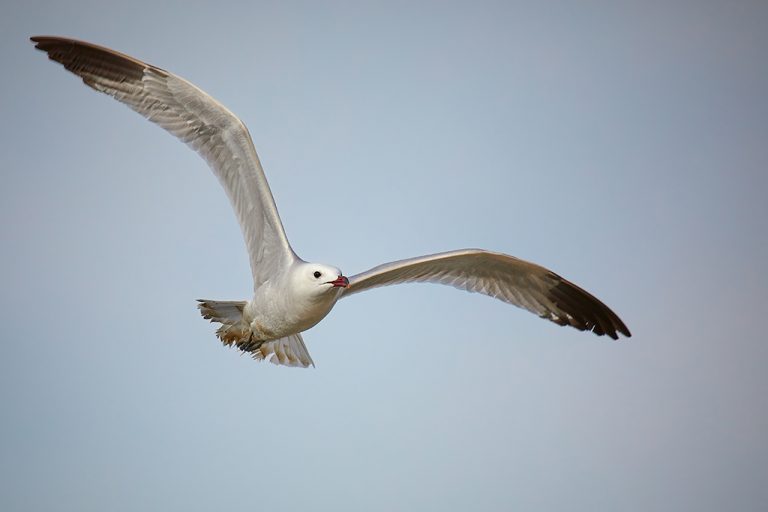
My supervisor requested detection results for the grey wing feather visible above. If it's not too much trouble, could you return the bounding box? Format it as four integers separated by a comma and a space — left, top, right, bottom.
342, 249, 631, 339
31, 36, 297, 288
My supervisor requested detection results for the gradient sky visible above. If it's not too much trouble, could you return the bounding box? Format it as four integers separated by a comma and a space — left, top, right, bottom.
2, 1, 767, 511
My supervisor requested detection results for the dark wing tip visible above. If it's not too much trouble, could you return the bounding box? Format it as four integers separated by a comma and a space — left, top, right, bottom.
547, 276, 631, 340
30, 35, 156, 84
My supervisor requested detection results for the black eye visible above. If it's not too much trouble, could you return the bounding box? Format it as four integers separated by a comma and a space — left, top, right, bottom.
313, 271, 322, 279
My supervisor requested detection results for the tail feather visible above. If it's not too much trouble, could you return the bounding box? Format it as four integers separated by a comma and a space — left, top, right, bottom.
254, 334, 315, 368
197, 299, 315, 368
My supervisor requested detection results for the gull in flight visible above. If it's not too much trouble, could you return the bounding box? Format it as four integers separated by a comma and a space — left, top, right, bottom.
31, 36, 631, 368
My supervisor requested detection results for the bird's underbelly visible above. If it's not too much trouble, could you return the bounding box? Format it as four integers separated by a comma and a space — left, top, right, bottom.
249, 313, 328, 341
246, 299, 334, 341
249, 318, 283, 340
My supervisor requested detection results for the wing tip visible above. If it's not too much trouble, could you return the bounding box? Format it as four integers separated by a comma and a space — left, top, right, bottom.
30, 35, 154, 82
30, 35, 78, 53
547, 277, 632, 341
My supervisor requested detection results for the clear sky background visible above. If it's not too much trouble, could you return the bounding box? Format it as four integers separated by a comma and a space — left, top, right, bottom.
2, 1, 767, 511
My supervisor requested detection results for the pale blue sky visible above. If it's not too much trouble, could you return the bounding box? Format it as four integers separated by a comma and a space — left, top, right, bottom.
2, 1, 767, 511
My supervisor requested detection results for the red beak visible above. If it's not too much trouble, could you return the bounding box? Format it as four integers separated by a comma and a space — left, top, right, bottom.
327, 275, 349, 288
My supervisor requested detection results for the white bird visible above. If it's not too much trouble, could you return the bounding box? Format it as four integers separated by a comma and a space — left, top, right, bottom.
31, 36, 631, 368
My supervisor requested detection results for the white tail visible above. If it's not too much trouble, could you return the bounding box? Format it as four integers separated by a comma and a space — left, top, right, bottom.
254, 333, 315, 368
197, 300, 315, 368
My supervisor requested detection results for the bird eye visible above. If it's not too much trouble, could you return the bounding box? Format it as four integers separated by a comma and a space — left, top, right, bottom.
313, 271, 322, 279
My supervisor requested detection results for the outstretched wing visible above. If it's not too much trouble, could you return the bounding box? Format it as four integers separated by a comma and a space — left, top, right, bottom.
31, 36, 297, 288
343, 249, 631, 339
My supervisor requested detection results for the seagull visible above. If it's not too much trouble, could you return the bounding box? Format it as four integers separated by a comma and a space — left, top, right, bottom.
31, 36, 631, 368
